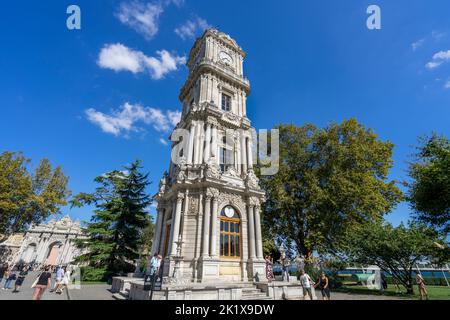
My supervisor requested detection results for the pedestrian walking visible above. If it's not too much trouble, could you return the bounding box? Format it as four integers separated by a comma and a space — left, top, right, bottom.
279, 253, 290, 282
265, 255, 274, 283
299, 269, 314, 300
55, 266, 71, 294
13, 266, 29, 293
314, 271, 331, 300
415, 271, 429, 300
0, 264, 7, 286
51, 266, 64, 292
3, 268, 16, 290
32, 265, 52, 300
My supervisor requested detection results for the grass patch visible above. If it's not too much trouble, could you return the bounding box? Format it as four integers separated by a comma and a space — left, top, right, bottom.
336, 284, 450, 300
81, 281, 108, 285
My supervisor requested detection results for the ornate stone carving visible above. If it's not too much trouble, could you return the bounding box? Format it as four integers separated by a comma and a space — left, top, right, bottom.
158, 171, 169, 195
245, 169, 260, 190
224, 166, 239, 178
206, 188, 220, 198
205, 159, 221, 179
188, 197, 199, 215
218, 192, 246, 215
248, 197, 260, 207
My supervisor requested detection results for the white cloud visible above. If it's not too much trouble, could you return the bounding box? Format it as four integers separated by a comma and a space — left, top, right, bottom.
411, 38, 425, 51
85, 102, 181, 137
445, 80, 450, 89
167, 110, 181, 127
432, 31, 446, 41
159, 137, 169, 145
165, 0, 184, 7
98, 43, 144, 73
116, 1, 163, 40
426, 50, 450, 70
97, 43, 186, 79
175, 17, 210, 40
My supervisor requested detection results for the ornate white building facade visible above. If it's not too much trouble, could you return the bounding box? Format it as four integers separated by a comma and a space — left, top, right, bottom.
151, 29, 266, 284
13, 216, 86, 266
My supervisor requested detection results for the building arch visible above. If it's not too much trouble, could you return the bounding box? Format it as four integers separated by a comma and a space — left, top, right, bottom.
45, 241, 63, 266
20, 243, 37, 263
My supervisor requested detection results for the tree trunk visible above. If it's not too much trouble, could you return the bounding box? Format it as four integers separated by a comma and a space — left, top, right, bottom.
406, 275, 414, 295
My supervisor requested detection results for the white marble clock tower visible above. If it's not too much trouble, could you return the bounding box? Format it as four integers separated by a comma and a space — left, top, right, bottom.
151, 29, 266, 284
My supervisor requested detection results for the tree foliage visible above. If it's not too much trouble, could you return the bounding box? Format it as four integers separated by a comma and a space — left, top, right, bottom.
259, 119, 403, 259
72, 160, 152, 281
408, 133, 450, 234
343, 221, 444, 294
0, 151, 70, 238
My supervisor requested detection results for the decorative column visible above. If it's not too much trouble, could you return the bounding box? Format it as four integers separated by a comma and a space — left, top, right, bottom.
195, 194, 204, 259
236, 136, 241, 174
170, 194, 184, 256
187, 124, 195, 164
247, 204, 256, 260
194, 122, 201, 165
204, 123, 211, 164
247, 137, 253, 169
158, 218, 168, 257
254, 205, 264, 260
202, 194, 212, 258
151, 209, 164, 255
241, 134, 247, 174
210, 190, 219, 258
198, 122, 204, 164
211, 125, 218, 158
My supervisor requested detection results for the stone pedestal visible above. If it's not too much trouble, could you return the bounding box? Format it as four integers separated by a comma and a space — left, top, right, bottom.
247, 259, 266, 281
200, 257, 220, 282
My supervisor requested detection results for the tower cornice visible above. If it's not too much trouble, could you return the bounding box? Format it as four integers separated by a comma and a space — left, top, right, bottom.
179, 58, 250, 102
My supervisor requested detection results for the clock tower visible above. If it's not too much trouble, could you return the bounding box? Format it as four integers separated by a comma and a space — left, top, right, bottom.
151, 29, 266, 284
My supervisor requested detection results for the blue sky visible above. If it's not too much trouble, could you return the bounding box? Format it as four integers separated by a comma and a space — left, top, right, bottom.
1, 0, 449, 226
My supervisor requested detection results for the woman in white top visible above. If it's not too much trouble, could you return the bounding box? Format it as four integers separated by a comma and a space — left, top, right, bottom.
55, 266, 71, 294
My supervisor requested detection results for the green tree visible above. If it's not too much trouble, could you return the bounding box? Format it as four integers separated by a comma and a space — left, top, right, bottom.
343, 221, 444, 294
0, 152, 70, 239
72, 160, 152, 281
139, 223, 155, 270
407, 133, 450, 234
259, 119, 403, 261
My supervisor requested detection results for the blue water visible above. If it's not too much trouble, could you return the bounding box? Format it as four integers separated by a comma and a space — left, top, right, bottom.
339, 269, 450, 279
272, 265, 450, 279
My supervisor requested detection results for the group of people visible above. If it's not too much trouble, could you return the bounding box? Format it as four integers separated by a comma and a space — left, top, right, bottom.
264, 255, 432, 300
145, 253, 163, 290
31, 265, 72, 300
0, 263, 30, 293
0, 262, 72, 300
264, 254, 331, 300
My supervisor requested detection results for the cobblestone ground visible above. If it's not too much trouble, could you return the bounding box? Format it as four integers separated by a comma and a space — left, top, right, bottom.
0, 272, 114, 301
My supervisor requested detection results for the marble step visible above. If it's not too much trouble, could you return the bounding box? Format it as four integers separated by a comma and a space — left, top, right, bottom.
241, 293, 272, 300
112, 290, 129, 300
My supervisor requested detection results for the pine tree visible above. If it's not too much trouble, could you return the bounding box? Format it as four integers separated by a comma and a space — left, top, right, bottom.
72, 160, 152, 281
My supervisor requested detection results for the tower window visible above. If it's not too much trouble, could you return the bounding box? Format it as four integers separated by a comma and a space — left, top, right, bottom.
219, 147, 234, 173
220, 206, 240, 258
221, 93, 232, 112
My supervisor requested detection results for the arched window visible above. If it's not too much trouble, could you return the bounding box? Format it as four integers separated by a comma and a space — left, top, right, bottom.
220, 206, 240, 258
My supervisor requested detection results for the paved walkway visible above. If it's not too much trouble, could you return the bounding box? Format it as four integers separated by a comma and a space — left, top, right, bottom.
0, 272, 114, 301
1, 272, 402, 301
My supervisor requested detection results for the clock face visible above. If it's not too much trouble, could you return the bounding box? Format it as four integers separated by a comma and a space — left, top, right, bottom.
219, 51, 233, 65
224, 206, 235, 218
